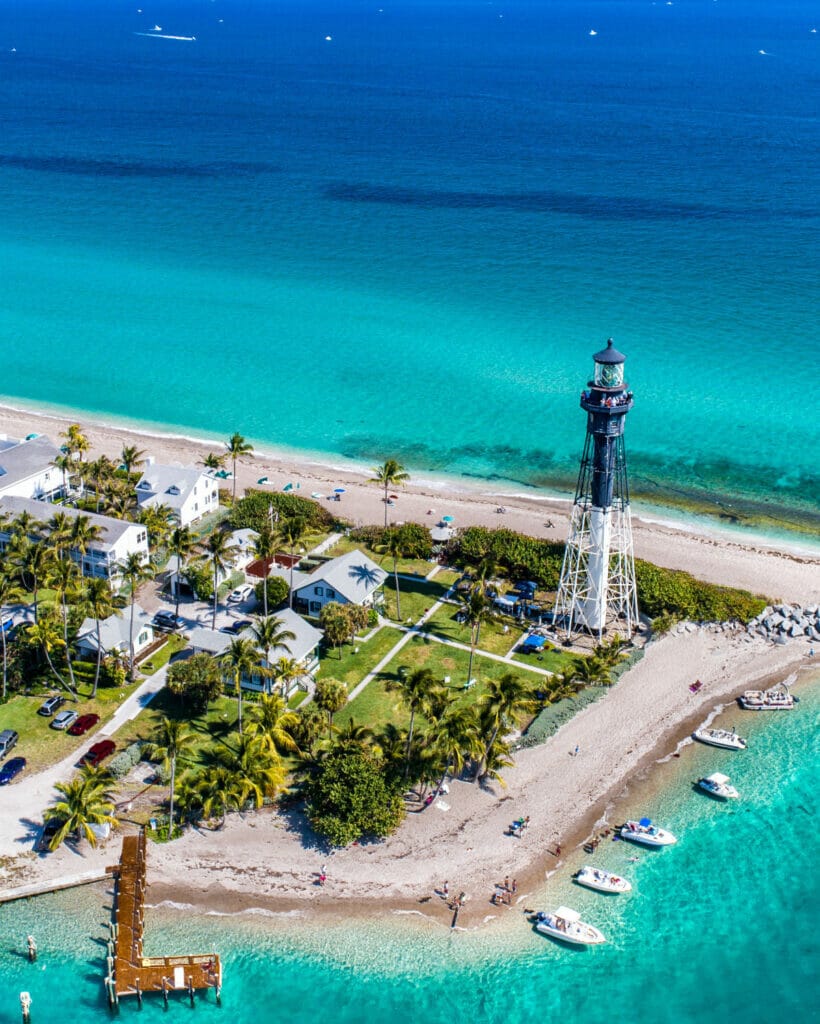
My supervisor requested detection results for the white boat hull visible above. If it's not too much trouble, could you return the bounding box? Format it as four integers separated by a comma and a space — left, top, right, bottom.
619, 822, 677, 847
575, 867, 632, 894
693, 729, 747, 751
697, 781, 739, 800
535, 918, 606, 946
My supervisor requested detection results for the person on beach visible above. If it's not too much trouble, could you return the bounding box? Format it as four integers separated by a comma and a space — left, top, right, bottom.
504, 876, 510, 891
512, 879, 517, 894
573, 744, 580, 756
443, 881, 449, 898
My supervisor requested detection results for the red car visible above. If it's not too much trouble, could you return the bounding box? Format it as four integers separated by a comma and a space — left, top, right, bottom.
79, 739, 115, 767
67, 713, 100, 737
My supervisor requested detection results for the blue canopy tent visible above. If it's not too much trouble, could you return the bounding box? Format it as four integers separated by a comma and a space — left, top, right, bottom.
521, 634, 546, 651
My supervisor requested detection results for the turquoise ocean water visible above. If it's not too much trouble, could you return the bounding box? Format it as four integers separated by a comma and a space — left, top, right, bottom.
2, 675, 817, 1023
0, 0, 818, 531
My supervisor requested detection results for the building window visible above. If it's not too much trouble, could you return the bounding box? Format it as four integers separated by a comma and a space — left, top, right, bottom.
326, 589, 335, 599
314, 586, 324, 596
310, 600, 321, 613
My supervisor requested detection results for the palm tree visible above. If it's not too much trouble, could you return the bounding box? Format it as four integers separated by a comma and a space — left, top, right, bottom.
139, 504, 173, 555
272, 656, 301, 698
120, 444, 146, 475
314, 677, 348, 738
26, 616, 73, 694
52, 452, 75, 496
103, 479, 134, 519
335, 717, 376, 753
387, 667, 440, 779
224, 637, 259, 736
144, 717, 196, 839
376, 528, 407, 621
460, 583, 492, 687
83, 577, 114, 697
200, 451, 226, 472
87, 455, 116, 512
251, 523, 276, 616
246, 693, 300, 756
69, 514, 102, 564
225, 432, 254, 503
47, 556, 81, 693
45, 774, 118, 850
168, 525, 195, 620
60, 423, 90, 463
431, 705, 483, 795
251, 615, 295, 693
275, 517, 307, 608
118, 552, 155, 680
46, 510, 74, 561
11, 537, 51, 623
195, 764, 243, 828
199, 529, 236, 629
369, 459, 410, 527
475, 672, 538, 782
0, 572, 23, 699
227, 734, 285, 808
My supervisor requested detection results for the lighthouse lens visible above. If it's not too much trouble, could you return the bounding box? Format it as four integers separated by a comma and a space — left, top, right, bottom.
594, 361, 624, 388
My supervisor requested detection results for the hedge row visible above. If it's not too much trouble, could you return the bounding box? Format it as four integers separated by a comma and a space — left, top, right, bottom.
634, 559, 767, 623
108, 740, 144, 780
452, 527, 565, 589
349, 522, 433, 559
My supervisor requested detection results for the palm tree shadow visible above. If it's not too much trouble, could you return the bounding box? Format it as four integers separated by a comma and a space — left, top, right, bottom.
278, 804, 330, 853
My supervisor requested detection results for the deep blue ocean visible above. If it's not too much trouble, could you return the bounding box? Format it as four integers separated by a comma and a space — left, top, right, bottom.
2, 676, 818, 1023
0, 0, 817, 530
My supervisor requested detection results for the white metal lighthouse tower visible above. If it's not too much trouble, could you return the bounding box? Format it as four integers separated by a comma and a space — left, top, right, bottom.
554, 339, 638, 641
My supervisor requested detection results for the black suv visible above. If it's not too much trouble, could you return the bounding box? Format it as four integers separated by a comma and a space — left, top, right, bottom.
38, 695, 66, 717
152, 610, 184, 632
0, 729, 19, 759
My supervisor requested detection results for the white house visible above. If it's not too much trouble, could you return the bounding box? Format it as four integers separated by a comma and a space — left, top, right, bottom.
135, 462, 219, 527
76, 604, 154, 660
0, 434, 63, 501
293, 549, 386, 616
0, 496, 149, 591
188, 608, 323, 696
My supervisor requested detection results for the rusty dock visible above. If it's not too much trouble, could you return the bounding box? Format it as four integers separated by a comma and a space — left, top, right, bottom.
106, 832, 222, 1007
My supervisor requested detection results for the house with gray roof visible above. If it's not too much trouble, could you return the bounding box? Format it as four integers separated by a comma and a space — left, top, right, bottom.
293, 549, 386, 616
0, 495, 149, 591
76, 604, 154, 659
0, 434, 63, 501
135, 462, 219, 527
188, 608, 323, 696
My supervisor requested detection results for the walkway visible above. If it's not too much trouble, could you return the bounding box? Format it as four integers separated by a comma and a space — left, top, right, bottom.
308, 531, 343, 556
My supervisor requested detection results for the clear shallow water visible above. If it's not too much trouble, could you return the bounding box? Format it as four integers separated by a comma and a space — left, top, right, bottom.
2, 676, 817, 1024
0, 0, 817, 531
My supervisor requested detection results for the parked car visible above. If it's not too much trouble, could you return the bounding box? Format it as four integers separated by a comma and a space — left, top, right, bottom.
36, 817, 63, 852
67, 713, 100, 737
220, 619, 253, 635
79, 739, 115, 767
38, 694, 66, 717
152, 610, 184, 632
0, 729, 19, 759
51, 710, 79, 731
228, 583, 254, 604
0, 757, 26, 785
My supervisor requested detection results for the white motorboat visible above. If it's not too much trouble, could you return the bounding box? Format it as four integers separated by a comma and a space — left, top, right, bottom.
697, 772, 739, 800
574, 865, 632, 894
619, 819, 677, 847
693, 727, 747, 751
534, 906, 606, 946
739, 687, 794, 711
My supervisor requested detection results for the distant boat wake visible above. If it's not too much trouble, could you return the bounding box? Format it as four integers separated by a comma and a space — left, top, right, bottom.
134, 32, 196, 41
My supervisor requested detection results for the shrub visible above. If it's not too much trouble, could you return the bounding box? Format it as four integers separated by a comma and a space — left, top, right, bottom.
184, 561, 214, 602
255, 575, 289, 609
453, 527, 565, 589
230, 490, 333, 532
167, 653, 224, 715
350, 522, 432, 560
634, 559, 767, 623
108, 740, 144, 779
306, 749, 405, 846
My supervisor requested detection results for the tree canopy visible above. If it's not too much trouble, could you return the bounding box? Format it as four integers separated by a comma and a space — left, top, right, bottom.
167, 653, 224, 715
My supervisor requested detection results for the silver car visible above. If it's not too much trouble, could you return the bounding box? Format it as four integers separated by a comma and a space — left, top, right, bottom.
51, 710, 79, 731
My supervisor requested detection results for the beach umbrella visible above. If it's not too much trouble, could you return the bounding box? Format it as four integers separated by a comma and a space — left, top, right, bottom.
389, 493, 399, 499
639, 817, 652, 827
283, 482, 293, 491
334, 487, 346, 494
442, 515, 454, 523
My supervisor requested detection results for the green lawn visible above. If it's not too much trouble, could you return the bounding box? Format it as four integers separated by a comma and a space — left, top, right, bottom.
324, 536, 435, 578
423, 603, 521, 657
315, 625, 405, 691
335, 677, 410, 732
139, 635, 188, 675
510, 644, 581, 675
0, 679, 143, 774
381, 577, 450, 624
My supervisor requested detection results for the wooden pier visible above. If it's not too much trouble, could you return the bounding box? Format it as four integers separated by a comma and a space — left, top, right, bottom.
106, 832, 221, 1007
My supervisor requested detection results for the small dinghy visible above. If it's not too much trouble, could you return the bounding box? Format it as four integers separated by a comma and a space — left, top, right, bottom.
697, 772, 739, 800
534, 906, 606, 946
574, 865, 632, 894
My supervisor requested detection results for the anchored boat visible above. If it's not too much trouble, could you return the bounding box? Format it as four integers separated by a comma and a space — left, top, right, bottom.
534, 906, 606, 946
619, 818, 677, 847
739, 686, 795, 710
697, 772, 739, 800
693, 727, 747, 751
574, 865, 632, 894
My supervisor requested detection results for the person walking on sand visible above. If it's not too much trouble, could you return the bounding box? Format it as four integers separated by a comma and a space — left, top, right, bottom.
443, 880, 449, 898
504, 876, 510, 891
573, 744, 580, 756
512, 878, 517, 894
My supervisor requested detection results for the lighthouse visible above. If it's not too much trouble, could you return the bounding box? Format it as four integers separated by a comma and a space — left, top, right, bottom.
554, 339, 639, 640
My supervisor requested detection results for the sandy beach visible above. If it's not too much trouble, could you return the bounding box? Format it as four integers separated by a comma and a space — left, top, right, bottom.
1, 402, 818, 603
0, 400, 817, 927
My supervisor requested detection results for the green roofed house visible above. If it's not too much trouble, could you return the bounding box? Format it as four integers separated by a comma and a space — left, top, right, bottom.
292, 549, 386, 616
